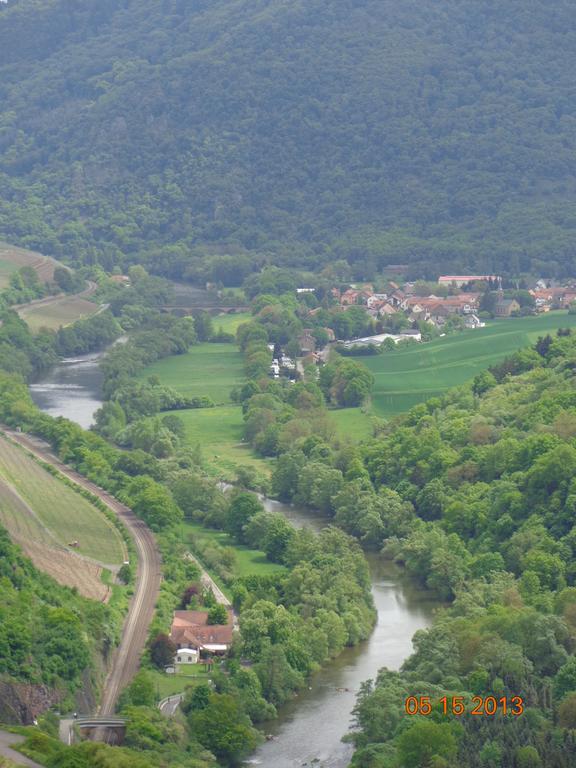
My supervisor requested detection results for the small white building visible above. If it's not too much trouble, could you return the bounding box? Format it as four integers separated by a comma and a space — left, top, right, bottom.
175, 648, 199, 665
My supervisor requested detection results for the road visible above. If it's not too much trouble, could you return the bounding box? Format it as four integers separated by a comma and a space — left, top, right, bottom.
1, 429, 162, 717
0, 731, 44, 767
158, 694, 184, 718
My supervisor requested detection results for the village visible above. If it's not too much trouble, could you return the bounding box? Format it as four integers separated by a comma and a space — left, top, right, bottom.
267, 274, 576, 378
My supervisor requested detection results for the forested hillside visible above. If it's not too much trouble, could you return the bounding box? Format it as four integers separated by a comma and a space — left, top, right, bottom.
1, 0, 575, 277
345, 333, 576, 766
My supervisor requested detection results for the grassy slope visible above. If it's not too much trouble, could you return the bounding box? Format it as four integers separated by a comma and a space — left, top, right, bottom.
358, 312, 576, 417
0, 241, 59, 288
18, 295, 98, 330
0, 436, 126, 565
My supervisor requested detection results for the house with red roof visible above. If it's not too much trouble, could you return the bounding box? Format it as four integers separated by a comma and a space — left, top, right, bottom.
170, 610, 235, 658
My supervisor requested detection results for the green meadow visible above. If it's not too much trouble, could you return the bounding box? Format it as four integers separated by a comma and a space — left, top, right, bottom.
140, 342, 271, 477
139, 343, 243, 405
211, 312, 251, 335
180, 520, 285, 579
356, 312, 576, 418
328, 407, 374, 441
174, 406, 272, 478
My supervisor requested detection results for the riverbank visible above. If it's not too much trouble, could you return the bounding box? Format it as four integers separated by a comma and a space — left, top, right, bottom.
29, 354, 439, 766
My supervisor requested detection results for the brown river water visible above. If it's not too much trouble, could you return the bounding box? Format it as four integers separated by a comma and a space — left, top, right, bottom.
31, 352, 440, 768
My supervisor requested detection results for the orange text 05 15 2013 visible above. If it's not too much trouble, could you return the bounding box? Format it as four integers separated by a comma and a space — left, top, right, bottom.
405, 695, 524, 717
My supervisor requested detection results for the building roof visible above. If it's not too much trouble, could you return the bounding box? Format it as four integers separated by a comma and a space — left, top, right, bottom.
171, 610, 234, 649
438, 275, 498, 282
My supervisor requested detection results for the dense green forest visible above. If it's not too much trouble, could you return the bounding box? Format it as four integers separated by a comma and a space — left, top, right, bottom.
0, 526, 113, 713
1, 0, 575, 277
337, 333, 576, 766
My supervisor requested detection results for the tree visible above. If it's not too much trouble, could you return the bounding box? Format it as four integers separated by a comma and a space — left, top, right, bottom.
125, 671, 155, 707
553, 657, 576, 701
126, 476, 182, 530
53, 266, 75, 292
226, 491, 264, 543
558, 692, 576, 729
179, 582, 201, 609
193, 310, 214, 341
320, 357, 374, 407
208, 604, 229, 625
149, 634, 176, 669
514, 746, 542, 768
472, 370, 497, 396
188, 693, 258, 765
396, 722, 457, 768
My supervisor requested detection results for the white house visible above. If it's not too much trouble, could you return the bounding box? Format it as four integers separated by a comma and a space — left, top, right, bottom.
175, 648, 199, 664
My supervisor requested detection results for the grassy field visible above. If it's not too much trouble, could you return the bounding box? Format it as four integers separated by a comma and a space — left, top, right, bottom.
174, 406, 271, 478
140, 342, 272, 477
0, 241, 60, 288
211, 312, 251, 335
149, 667, 210, 699
140, 343, 243, 405
180, 520, 286, 579
355, 312, 576, 418
0, 437, 126, 566
328, 407, 374, 441
18, 295, 99, 330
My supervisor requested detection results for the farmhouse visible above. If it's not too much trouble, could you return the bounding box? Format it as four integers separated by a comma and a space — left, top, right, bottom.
170, 609, 234, 658
175, 648, 199, 664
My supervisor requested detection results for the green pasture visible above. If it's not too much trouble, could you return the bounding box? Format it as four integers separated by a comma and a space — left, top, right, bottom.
139, 343, 243, 404
356, 312, 576, 418
180, 520, 286, 579
169, 405, 271, 479
328, 407, 374, 441
0, 437, 126, 565
141, 342, 271, 477
212, 312, 251, 335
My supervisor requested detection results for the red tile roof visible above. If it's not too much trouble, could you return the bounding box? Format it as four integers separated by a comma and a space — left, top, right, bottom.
171, 610, 234, 649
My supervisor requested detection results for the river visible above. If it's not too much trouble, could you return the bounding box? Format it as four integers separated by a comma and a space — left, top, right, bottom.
29, 351, 106, 429
31, 354, 439, 768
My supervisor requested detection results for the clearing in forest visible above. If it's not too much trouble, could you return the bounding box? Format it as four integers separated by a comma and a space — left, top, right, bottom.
357, 312, 576, 418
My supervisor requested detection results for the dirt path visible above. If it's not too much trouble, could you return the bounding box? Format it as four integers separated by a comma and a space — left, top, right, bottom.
2, 429, 162, 716
0, 731, 43, 767
184, 551, 231, 608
